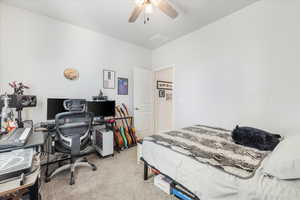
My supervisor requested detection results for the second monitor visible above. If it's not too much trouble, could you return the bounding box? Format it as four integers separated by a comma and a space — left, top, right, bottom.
87, 101, 115, 117
47, 98, 69, 120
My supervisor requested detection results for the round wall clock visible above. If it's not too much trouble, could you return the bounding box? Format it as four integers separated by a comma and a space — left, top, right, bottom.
64, 68, 79, 80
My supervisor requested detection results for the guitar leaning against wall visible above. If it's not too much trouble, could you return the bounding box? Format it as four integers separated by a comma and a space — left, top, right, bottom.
111, 119, 124, 149
122, 103, 138, 143
120, 104, 136, 144
116, 105, 133, 147
115, 107, 128, 148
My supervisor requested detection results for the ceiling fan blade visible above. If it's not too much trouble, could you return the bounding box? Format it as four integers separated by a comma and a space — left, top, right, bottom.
129, 5, 144, 23
156, 0, 178, 19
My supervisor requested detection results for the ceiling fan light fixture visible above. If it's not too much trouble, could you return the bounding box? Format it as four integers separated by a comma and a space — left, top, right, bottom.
135, 0, 144, 6
129, 0, 178, 23
151, 0, 160, 6
145, 4, 153, 14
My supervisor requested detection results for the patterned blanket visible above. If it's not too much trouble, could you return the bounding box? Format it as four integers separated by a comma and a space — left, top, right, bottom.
144, 125, 270, 179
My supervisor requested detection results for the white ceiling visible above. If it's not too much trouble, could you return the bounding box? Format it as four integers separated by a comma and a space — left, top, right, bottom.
1, 0, 259, 49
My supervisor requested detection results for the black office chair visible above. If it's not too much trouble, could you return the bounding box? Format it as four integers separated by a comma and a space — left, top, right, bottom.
46, 110, 97, 185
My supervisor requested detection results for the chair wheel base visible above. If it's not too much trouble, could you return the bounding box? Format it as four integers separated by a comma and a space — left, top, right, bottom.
91, 164, 97, 171
70, 172, 75, 185
45, 177, 51, 183
69, 179, 75, 185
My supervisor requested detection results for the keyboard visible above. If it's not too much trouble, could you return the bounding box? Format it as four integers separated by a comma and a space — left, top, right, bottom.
40, 121, 56, 130
0, 128, 32, 150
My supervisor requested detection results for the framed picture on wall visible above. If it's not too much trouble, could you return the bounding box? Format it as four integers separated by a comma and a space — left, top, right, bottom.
159, 89, 165, 98
118, 77, 128, 95
157, 81, 173, 90
103, 69, 115, 89
166, 91, 172, 101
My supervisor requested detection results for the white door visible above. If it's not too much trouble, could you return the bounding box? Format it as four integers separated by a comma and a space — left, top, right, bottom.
133, 68, 154, 138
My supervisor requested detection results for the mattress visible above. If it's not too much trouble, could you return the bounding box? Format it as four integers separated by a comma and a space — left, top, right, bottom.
142, 127, 300, 200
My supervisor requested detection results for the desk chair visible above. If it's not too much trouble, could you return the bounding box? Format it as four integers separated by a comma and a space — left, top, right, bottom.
46, 111, 97, 185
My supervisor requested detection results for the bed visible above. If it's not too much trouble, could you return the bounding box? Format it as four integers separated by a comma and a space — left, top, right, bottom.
142, 125, 300, 200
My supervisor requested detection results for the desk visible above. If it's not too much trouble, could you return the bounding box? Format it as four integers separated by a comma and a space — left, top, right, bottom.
0, 131, 46, 199
0, 156, 41, 200
0, 131, 47, 153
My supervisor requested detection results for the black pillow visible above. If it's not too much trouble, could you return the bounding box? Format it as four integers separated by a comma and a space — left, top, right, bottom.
232, 126, 281, 151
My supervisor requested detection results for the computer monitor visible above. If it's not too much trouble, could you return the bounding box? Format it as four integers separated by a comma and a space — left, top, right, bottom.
47, 98, 69, 120
87, 101, 115, 117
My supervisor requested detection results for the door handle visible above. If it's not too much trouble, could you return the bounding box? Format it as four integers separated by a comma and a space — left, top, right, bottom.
135, 108, 140, 111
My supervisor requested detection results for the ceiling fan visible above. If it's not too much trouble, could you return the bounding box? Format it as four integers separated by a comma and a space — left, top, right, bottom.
129, 0, 179, 24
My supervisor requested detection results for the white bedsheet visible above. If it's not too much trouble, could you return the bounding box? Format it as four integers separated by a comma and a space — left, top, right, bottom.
143, 139, 300, 200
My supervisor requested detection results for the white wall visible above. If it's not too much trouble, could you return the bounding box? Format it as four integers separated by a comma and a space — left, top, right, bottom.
0, 4, 152, 123
152, 0, 300, 135
154, 67, 173, 133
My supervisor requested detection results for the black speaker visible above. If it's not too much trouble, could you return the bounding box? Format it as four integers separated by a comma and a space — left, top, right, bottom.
0, 95, 37, 109
16, 95, 37, 108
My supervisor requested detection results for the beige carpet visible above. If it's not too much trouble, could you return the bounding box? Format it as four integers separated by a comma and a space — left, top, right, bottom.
41, 147, 171, 200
